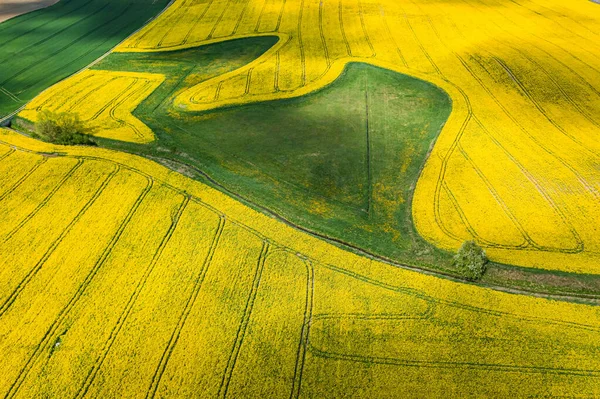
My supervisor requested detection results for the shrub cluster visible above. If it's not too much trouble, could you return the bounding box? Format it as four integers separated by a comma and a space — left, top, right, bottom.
35, 110, 96, 146
453, 240, 488, 281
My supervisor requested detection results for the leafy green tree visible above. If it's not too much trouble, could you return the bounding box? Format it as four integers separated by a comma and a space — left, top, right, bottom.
453, 240, 488, 281
35, 110, 96, 146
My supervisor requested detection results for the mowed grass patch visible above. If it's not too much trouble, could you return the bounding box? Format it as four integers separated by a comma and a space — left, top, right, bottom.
88, 39, 453, 271
0, 0, 170, 119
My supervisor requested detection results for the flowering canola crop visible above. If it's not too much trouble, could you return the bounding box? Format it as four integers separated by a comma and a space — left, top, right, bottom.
19, 0, 600, 273
21, 70, 164, 143
0, 127, 600, 397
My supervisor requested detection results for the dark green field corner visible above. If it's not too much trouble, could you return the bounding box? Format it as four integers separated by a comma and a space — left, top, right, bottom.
0, 0, 170, 119
15, 36, 600, 300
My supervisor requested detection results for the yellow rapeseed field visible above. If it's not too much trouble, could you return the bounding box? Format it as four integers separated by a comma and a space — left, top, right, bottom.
5, 0, 600, 396
19, 0, 600, 273
1, 127, 600, 397
21, 70, 164, 144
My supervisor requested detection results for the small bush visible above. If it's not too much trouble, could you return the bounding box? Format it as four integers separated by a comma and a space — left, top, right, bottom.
453, 240, 488, 281
35, 110, 96, 146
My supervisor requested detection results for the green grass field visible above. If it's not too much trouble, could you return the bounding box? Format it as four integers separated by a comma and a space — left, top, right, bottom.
90, 38, 455, 270
0, 0, 170, 119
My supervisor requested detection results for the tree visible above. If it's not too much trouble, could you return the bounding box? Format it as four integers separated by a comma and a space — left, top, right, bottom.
35, 110, 95, 146
453, 240, 488, 281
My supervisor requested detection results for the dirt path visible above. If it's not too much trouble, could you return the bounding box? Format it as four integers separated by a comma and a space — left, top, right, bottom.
0, 0, 60, 23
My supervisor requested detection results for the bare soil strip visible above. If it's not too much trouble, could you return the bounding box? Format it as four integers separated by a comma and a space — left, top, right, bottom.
0, 0, 60, 23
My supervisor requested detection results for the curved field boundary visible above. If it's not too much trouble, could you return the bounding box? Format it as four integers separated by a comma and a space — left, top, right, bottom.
90, 0, 600, 273
20, 70, 165, 143
162, 43, 581, 261
0, 128, 598, 307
